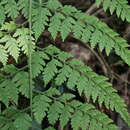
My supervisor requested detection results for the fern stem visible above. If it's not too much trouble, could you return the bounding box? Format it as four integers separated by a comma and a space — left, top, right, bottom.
28, 0, 33, 118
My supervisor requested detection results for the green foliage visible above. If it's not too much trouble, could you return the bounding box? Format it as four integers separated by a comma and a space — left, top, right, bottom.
0, 5, 5, 25
13, 28, 35, 55
0, 0, 130, 129
3, 0, 19, 19
0, 79, 18, 107
32, 7, 51, 40
13, 72, 34, 98
32, 89, 118, 130
96, 0, 130, 22
31, 51, 49, 78
0, 45, 8, 65
18, 0, 29, 18
0, 35, 19, 61
0, 107, 32, 130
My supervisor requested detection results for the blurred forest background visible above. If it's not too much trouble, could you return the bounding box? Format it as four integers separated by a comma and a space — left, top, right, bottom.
39, 0, 130, 129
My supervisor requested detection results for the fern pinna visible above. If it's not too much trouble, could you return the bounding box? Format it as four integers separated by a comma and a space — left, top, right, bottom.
0, 0, 130, 129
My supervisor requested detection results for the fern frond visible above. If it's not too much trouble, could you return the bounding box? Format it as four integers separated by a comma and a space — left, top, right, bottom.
48, 12, 75, 41
32, 89, 117, 130
1, 21, 17, 32
44, 44, 61, 55
45, 4, 130, 66
0, 79, 18, 107
60, 17, 75, 41
12, 72, 34, 98
13, 113, 32, 130
55, 65, 72, 86
71, 103, 117, 130
13, 28, 35, 55
67, 59, 130, 126
42, 45, 130, 126
32, 7, 51, 40
0, 0, 130, 129
0, 107, 32, 130
60, 5, 130, 65
1, 64, 18, 74
61, 5, 78, 15
45, 88, 61, 97
47, 101, 63, 124
0, 45, 8, 65
46, 0, 62, 11
43, 59, 62, 86
73, 12, 130, 65
32, 94, 51, 123
48, 13, 65, 40
0, 5, 5, 25
95, 0, 130, 22
31, 51, 49, 78
3, 0, 19, 19
0, 35, 19, 62
17, 0, 29, 18
60, 105, 73, 129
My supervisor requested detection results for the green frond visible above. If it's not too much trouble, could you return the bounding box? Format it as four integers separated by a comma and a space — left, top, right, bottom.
43, 59, 62, 86
32, 94, 51, 123
60, 105, 73, 129
0, 5, 5, 25
42, 4, 130, 65
55, 65, 72, 86
0, 45, 8, 65
1, 64, 18, 74
3, 0, 19, 19
46, 0, 62, 11
17, 0, 29, 18
1, 21, 17, 32
60, 6, 130, 65
31, 51, 49, 78
32, 89, 117, 130
71, 103, 118, 130
47, 101, 63, 124
0, 107, 32, 130
44, 45, 61, 55
95, 0, 130, 22
42, 45, 130, 127
60, 17, 75, 41
12, 72, 34, 98
0, 35, 19, 62
13, 28, 35, 55
59, 93, 75, 102
0, 79, 18, 107
13, 113, 32, 130
44, 88, 61, 97
0, 0, 130, 129
67, 59, 130, 126
48, 13, 65, 40
61, 5, 78, 15
32, 7, 51, 40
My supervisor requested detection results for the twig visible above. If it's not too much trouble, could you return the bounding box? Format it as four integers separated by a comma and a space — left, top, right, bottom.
113, 72, 130, 85
98, 49, 112, 76
92, 8, 104, 16
86, 3, 97, 15
82, 43, 108, 75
